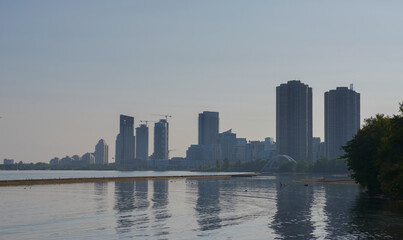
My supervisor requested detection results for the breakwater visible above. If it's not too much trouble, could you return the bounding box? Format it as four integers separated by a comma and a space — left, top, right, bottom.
0, 172, 260, 186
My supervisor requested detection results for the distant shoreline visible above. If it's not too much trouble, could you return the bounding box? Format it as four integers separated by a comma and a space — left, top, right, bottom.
296, 178, 357, 184
0, 172, 260, 186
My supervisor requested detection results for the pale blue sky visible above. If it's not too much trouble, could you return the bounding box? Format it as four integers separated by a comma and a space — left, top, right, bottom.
1, 1, 402, 163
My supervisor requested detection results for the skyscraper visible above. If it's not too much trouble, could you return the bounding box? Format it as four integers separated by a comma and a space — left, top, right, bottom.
276, 80, 313, 162
219, 129, 237, 163
325, 86, 360, 159
135, 124, 149, 160
115, 115, 135, 165
153, 119, 169, 160
95, 139, 108, 164
198, 111, 219, 145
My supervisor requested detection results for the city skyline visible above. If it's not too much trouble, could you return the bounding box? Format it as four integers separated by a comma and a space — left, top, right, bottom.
2, 1, 403, 163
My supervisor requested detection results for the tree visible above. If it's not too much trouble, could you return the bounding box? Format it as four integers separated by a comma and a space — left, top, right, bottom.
296, 159, 310, 172
216, 159, 221, 170
223, 158, 230, 170
342, 103, 403, 198
377, 103, 403, 198
342, 114, 391, 195
278, 161, 296, 172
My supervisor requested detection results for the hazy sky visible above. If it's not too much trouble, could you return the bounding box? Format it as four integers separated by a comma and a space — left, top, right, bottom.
1, 1, 402, 163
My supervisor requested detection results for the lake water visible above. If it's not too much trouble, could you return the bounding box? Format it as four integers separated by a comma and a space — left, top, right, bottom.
0, 171, 402, 239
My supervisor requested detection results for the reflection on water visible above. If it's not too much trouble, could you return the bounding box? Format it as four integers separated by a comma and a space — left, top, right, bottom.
195, 179, 222, 232
94, 182, 108, 215
349, 193, 403, 239
272, 175, 314, 239
310, 185, 328, 240
114, 181, 136, 234
1, 173, 402, 239
114, 180, 151, 238
152, 180, 171, 237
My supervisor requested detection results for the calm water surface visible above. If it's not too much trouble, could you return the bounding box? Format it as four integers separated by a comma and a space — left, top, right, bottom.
0, 172, 402, 239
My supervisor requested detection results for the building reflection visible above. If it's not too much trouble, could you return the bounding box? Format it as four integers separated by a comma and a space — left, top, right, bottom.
347, 191, 403, 239
195, 179, 222, 231
323, 183, 357, 238
310, 185, 328, 239
151, 180, 171, 237
272, 176, 314, 239
114, 181, 135, 234
114, 180, 150, 236
94, 182, 108, 215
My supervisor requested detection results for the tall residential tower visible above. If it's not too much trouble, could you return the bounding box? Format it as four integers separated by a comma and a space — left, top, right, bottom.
135, 124, 149, 160
276, 80, 313, 162
325, 85, 360, 159
115, 115, 135, 165
153, 119, 169, 160
95, 139, 108, 164
198, 111, 219, 145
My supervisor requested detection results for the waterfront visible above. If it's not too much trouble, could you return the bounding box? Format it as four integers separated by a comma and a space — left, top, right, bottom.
0, 172, 402, 239
0, 170, 245, 181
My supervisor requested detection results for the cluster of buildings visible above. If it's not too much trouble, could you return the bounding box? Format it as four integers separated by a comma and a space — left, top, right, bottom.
49, 139, 109, 166
42, 79, 360, 169
186, 112, 276, 168
114, 115, 170, 168
112, 112, 276, 169
276, 80, 360, 162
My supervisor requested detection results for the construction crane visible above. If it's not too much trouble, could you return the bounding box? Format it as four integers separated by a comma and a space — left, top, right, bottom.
152, 114, 172, 121
140, 120, 154, 127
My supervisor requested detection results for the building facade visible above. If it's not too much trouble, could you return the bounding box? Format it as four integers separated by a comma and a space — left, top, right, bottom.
218, 129, 237, 163
135, 124, 149, 160
325, 86, 360, 159
276, 80, 313, 162
153, 119, 169, 160
95, 139, 108, 165
82, 152, 95, 165
3, 159, 14, 165
198, 111, 219, 145
115, 115, 135, 165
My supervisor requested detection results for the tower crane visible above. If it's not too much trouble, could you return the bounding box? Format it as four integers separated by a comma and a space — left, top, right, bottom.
140, 120, 154, 127
152, 114, 172, 121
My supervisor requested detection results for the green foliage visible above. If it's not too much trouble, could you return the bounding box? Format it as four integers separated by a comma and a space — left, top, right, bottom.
342, 102, 403, 198
342, 114, 391, 194
278, 161, 296, 172
296, 159, 310, 172
216, 159, 221, 170
377, 103, 403, 198
223, 158, 230, 170
311, 156, 348, 173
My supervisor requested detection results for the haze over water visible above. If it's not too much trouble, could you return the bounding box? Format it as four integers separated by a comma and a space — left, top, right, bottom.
1, 172, 402, 239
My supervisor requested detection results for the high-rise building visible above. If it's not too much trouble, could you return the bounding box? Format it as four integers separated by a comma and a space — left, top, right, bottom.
153, 119, 169, 160
95, 139, 109, 164
82, 152, 95, 165
198, 111, 219, 145
115, 115, 135, 165
135, 124, 149, 160
276, 80, 313, 162
325, 86, 360, 159
219, 129, 237, 163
